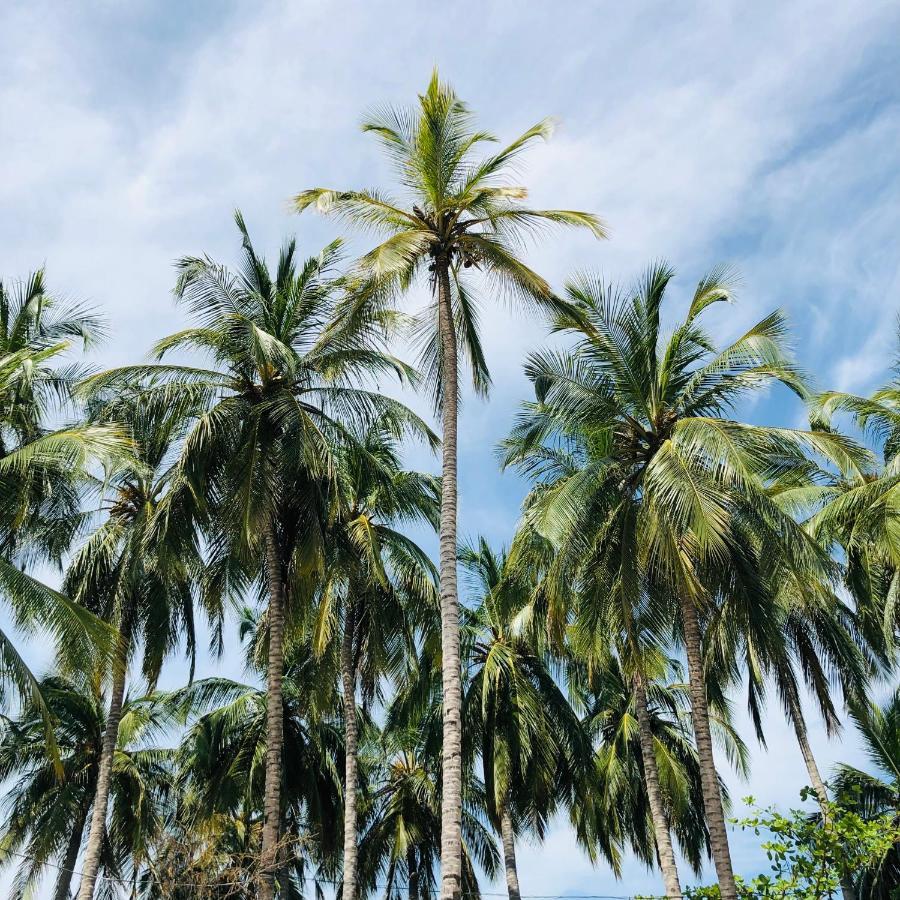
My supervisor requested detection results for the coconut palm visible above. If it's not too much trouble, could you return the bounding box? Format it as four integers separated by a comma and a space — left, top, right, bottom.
312, 423, 439, 900
0, 675, 172, 900
0, 271, 125, 759
832, 689, 900, 899
808, 373, 900, 657
83, 213, 434, 900
729, 574, 875, 898
294, 71, 605, 899
499, 262, 864, 900
570, 652, 746, 887
65, 392, 207, 900
707, 555, 872, 806
357, 713, 499, 900
167, 648, 346, 898
459, 537, 590, 900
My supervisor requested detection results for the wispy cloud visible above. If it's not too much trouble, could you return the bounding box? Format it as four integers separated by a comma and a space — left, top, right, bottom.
2, 0, 898, 892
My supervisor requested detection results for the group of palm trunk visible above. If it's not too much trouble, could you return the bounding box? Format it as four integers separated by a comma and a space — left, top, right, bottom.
3, 70, 898, 900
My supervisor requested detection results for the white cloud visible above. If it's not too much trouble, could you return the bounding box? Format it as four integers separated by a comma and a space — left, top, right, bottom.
1, 0, 898, 894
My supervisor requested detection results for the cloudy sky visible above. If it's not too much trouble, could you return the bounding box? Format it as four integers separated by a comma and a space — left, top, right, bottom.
2, 0, 900, 896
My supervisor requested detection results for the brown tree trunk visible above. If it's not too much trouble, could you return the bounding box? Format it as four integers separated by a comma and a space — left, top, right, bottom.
259, 519, 286, 900
76, 635, 127, 900
500, 805, 522, 900
55, 802, 89, 900
633, 671, 683, 899
786, 692, 857, 900
436, 258, 463, 900
340, 600, 360, 900
407, 845, 419, 900
680, 595, 737, 900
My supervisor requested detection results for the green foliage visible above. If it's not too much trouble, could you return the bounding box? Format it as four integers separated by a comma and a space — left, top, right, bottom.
5, 76, 900, 900
295, 68, 605, 411
0, 675, 172, 898
677, 791, 900, 900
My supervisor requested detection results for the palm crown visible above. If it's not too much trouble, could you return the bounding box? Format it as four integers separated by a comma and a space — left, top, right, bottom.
295, 69, 606, 403
500, 262, 868, 899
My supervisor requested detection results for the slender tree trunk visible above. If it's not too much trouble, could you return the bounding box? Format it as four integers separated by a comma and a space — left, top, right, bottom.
436, 258, 463, 900
76, 633, 127, 900
499, 805, 522, 900
788, 692, 829, 809
407, 846, 419, 900
633, 672, 683, 899
340, 600, 360, 900
260, 519, 287, 900
55, 802, 89, 900
786, 693, 857, 900
679, 596, 737, 900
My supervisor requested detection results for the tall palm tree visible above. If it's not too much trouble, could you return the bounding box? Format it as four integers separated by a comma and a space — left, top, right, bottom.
358, 714, 499, 900
85, 213, 433, 900
499, 263, 863, 900
460, 537, 589, 900
0, 270, 124, 758
0, 675, 171, 900
832, 689, 900, 900
167, 644, 347, 898
66, 393, 207, 900
294, 71, 605, 899
570, 652, 745, 887
313, 424, 439, 900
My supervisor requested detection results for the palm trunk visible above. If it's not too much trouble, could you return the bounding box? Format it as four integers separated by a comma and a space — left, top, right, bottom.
55, 802, 89, 900
407, 846, 419, 900
787, 692, 829, 809
680, 595, 737, 900
76, 634, 127, 900
633, 672, 683, 899
436, 258, 463, 900
499, 805, 522, 900
786, 692, 857, 900
340, 600, 360, 900
259, 519, 287, 900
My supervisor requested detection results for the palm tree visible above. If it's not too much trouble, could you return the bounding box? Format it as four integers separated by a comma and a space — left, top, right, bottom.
358, 714, 499, 900
294, 71, 605, 899
0, 270, 125, 758
459, 537, 589, 900
313, 424, 439, 900
707, 558, 871, 807
66, 393, 207, 900
832, 689, 900, 899
808, 373, 900, 656
85, 213, 433, 900
499, 263, 863, 900
0, 675, 171, 900
167, 644, 347, 898
570, 652, 746, 888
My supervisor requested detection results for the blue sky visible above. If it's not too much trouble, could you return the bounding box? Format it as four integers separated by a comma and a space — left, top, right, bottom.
2, 0, 900, 896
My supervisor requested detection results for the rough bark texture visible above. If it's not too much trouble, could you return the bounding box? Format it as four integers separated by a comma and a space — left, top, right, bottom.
55, 803, 89, 900
787, 693, 857, 900
75, 641, 127, 900
340, 601, 360, 900
633, 672, 683, 899
436, 259, 463, 900
500, 805, 522, 900
259, 520, 286, 900
680, 595, 737, 900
